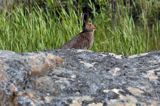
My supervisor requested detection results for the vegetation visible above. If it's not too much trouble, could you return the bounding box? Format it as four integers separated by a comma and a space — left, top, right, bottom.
0, 0, 159, 55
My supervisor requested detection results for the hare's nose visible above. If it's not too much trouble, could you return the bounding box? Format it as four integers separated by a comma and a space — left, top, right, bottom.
93, 25, 96, 29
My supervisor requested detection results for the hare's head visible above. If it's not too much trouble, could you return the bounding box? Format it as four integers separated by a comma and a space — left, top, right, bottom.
82, 12, 96, 32
83, 22, 96, 32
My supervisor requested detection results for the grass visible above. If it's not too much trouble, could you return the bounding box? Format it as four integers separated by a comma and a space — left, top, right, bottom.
0, 0, 159, 55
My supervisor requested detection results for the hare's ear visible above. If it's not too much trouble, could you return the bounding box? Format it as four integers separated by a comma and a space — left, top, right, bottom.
82, 12, 89, 27
82, 12, 89, 22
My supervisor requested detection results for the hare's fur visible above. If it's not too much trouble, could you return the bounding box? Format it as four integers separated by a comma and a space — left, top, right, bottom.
61, 22, 96, 49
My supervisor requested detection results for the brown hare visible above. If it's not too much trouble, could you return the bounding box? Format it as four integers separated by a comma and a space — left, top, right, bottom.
61, 13, 96, 49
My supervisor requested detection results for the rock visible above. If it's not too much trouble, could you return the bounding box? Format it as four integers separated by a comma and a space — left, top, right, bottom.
0, 49, 160, 106
0, 51, 63, 106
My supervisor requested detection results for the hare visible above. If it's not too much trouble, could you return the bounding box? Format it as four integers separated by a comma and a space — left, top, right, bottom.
61, 13, 96, 49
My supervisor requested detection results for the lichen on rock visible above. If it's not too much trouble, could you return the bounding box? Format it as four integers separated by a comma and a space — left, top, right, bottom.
0, 49, 160, 106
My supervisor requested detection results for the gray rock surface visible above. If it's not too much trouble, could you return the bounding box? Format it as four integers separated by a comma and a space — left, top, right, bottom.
0, 49, 160, 106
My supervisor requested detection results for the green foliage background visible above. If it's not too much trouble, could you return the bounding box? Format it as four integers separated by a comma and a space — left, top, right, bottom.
0, 0, 160, 55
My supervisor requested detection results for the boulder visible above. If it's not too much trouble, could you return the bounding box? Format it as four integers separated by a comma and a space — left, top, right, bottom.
0, 49, 160, 106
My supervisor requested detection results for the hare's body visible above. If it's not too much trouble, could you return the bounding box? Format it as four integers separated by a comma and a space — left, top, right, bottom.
61, 22, 96, 49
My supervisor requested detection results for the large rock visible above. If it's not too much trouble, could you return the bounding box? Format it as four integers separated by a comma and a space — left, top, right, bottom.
0, 49, 160, 106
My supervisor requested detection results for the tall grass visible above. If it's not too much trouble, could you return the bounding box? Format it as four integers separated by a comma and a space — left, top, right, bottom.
0, 0, 159, 55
